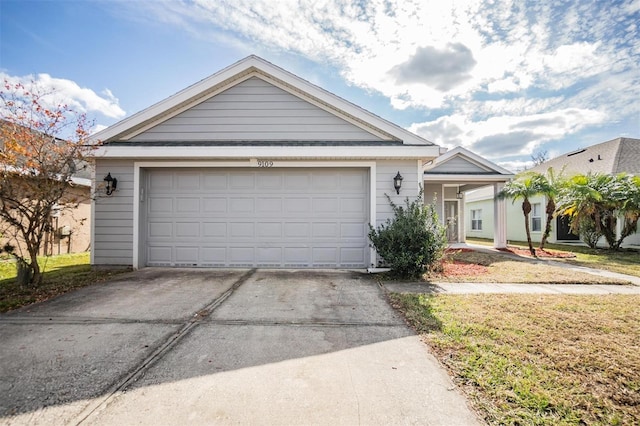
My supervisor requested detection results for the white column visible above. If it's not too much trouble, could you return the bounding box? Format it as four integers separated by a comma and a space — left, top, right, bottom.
458, 194, 465, 243
493, 182, 507, 248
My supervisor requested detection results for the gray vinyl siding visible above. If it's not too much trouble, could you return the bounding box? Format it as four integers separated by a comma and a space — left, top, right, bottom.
375, 160, 420, 227
131, 77, 383, 142
93, 160, 135, 265
429, 157, 490, 174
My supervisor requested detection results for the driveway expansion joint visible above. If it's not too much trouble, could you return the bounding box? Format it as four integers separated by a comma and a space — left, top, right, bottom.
72, 268, 257, 425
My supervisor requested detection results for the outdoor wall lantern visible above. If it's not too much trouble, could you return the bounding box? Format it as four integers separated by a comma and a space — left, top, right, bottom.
104, 173, 118, 196
456, 189, 464, 199
393, 171, 403, 194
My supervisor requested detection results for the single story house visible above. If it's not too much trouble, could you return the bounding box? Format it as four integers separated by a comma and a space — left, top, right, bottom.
91, 55, 512, 270
465, 137, 640, 248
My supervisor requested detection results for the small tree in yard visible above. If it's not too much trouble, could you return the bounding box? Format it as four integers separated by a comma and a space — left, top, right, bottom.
0, 81, 96, 286
558, 172, 640, 250
369, 192, 447, 279
496, 172, 542, 256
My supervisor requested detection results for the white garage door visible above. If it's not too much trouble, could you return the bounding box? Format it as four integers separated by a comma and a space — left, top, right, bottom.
145, 168, 369, 268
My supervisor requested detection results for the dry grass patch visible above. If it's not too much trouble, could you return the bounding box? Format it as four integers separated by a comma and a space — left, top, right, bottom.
428, 251, 631, 284
466, 238, 640, 278
391, 293, 640, 425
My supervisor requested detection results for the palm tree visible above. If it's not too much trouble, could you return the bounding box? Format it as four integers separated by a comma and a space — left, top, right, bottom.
496, 172, 541, 256
538, 168, 562, 250
557, 172, 638, 250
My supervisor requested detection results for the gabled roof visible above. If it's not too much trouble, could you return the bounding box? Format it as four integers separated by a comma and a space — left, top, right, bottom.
424, 146, 513, 176
531, 137, 640, 176
93, 55, 435, 146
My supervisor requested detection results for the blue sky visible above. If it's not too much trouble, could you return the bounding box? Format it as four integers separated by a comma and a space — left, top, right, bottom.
1, 0, 638, 170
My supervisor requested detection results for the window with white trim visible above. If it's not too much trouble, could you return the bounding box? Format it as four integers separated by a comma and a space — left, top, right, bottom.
531, 203, 542, 232
471, 209, 482, 230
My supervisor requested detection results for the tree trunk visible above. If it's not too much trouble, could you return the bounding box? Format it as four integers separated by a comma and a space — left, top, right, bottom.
540, 197, 555, 250
26, 245, 42, 287
522, 199, 536, 256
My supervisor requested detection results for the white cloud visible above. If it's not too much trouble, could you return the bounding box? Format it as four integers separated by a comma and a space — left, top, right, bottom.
0, 72, 125, 119
92, 124, 108, 134
113, 0, 638, 162
409, 108, 608, 159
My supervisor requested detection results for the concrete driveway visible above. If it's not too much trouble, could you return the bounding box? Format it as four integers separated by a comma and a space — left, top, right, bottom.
0, 269, 480, 425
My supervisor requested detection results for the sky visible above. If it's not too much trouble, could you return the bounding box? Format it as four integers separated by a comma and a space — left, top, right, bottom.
1, 0, 638, 171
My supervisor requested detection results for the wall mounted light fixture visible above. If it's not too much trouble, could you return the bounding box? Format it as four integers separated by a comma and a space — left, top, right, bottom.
456, 187, 463, 199
393, 171, 403, 194
104, 173, 118, 196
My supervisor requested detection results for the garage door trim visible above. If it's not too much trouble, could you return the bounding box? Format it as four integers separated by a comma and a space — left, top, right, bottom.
132, 160, 377, 269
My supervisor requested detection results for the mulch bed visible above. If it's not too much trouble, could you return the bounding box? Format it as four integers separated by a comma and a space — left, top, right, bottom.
441, 261, 489, 276
498, 246, 576, 258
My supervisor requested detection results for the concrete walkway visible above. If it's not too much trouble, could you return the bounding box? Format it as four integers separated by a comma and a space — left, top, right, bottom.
384, 281, 640, 294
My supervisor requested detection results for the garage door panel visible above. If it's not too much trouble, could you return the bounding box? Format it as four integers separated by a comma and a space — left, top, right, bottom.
148, 222, 172, 238
341, 172, 367, 189
341, 223, 366, 238
229, 247, 255, 265
176, 198, 200, 213
284, 222, 310, 238
146, 168, 368, 268
312, 247, 337, 264
312, 222, 338, 238
257, 222, 282, 238
149, 174, 173, 190
203, 173, 227, 190
203, 222, 227, 237
177, 173, 200, 189
201, 247, 226, 265
257, 197, 282, 214
175, 246, 199, 264
229, 222, 255, 238
229, 173, 255, 189
313, 173, 339, 190
341, 197, 366, 214
175, 222, 200, 238
284, 246, 311, 265
341, 247, 366, 264
313, 198, 339, 214
148, 246, 172, 265
257, 174, 282, 189
149, 198, 173, 214
284, 198, 310, 213
229, 198, 255, 214
203, 198, 227, 213
284, 173, 310, 189
256, 247, 282, 264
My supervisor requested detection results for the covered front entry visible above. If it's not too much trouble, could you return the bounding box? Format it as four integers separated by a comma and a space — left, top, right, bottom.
423, 147, 514, 248
143, 167, 369, 268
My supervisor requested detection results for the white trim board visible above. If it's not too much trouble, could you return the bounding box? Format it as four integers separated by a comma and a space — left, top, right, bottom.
95, 145, 442, 160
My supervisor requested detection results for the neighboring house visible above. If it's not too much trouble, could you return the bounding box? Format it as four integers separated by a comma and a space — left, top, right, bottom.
0, 123, 93, 257
91, 55, 512, 270
465, 137, 640, 248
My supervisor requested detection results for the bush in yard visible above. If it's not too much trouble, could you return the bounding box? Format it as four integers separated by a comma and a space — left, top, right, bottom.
369, 192, 447, 279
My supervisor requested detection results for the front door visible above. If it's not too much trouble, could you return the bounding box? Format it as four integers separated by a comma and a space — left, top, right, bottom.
445, 201, 459, 243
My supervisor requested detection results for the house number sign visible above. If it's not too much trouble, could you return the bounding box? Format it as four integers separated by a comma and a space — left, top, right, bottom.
257, 160, 274, 167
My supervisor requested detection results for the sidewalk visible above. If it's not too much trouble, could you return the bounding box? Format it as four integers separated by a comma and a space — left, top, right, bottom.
383, 281, 640, 295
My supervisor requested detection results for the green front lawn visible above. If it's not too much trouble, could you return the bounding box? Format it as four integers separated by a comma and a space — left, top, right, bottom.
0, 252, 130, 312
